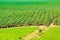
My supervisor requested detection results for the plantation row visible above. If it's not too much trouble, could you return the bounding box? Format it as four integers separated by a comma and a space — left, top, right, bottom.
0, 5, 60, 27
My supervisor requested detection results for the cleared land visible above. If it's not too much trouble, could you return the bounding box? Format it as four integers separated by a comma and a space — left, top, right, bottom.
31, 26, 60, 40
0, 25, 60, 40
0, 26, 38, 40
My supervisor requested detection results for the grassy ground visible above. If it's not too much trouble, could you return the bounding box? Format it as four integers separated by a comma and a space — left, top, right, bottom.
0, 25, 60, 40
0, 26, 38, 40
31, 26, 60, 40
40, 27, 60, 40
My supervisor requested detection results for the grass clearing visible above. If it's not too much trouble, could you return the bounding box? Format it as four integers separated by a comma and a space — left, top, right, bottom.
0, 26, 38, 40
31, 26, 60, 40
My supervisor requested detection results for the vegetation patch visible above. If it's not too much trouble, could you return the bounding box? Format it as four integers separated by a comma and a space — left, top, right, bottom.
0, 26, 38, 40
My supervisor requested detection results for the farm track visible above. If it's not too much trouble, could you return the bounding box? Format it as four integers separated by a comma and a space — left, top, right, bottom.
24, 30, 39, 40
23, 24, 59, 40
24, 26, 48, 40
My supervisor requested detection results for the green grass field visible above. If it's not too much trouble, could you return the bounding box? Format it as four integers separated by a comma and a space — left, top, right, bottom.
0, 26, 38, 40
40, 27, 60, 40
0, 26, 60, 40
31, 26, 60, 40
